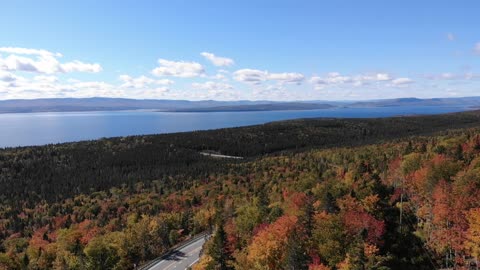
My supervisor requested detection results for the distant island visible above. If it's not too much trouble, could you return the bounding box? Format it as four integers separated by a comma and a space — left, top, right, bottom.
0, 96, 479, 114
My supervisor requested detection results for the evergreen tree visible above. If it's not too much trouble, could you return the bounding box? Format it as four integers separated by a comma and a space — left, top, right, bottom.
207, 224, 232, 270
284, 227, 309, 270
455, 144, 464, 161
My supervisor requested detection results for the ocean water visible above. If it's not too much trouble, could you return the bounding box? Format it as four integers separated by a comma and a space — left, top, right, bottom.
0, 105, 472, 148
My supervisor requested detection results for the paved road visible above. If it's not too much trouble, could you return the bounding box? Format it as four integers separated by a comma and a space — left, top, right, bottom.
199, 152, 243, 159
147, 236, 207, 270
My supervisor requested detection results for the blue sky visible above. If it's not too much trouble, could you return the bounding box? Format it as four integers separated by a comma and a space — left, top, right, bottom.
0, 0, 479, 101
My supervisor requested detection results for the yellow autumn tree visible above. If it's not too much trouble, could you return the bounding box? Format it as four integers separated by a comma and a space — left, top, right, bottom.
466, 208, 480, 260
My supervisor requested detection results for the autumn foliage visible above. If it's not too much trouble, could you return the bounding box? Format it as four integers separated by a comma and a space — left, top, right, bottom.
2, 128, 480, 269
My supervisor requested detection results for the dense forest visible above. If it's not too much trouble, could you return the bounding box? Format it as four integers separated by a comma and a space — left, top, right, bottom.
1, 111, 480, 269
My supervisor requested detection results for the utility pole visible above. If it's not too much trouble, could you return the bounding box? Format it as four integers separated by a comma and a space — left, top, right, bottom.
399, 177, 404, 231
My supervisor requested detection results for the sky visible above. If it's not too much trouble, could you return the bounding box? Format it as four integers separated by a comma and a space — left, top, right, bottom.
0, 0, 479, 101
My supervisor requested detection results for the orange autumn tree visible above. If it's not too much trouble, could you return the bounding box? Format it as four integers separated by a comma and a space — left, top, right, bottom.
429, 180, 453, 253
245, 215, 298, 270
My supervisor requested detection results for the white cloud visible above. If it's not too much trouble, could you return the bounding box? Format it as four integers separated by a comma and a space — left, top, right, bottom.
0, 47, 102, 74
267, 72, 304, 84
1, 54, 58, 74
210, 69, 230, 80
465, 72, 480, 80
155, 87, 170, 93
233, 69, 267, 84
152, 59, 205, 77
374, 73, 391, 81
325, 72, 352, 83
211, 73, 227, 80
1, 74, 165, 100
439, 73, 456, 80
206, 89, 238, 99
309, 72, 405, 90
475, 42, 480, 55
119, 75, 174, 89
191, 81, 233, 91
0, 52, 174, 99
447, 33, 455, 41
34, 75, 58, 83
0, 71, 18, 82
0, 76, 120, 99
156, 79, 174, 85
60, 60, 102, 73
309, 72, 353, 90
71, 81, 113, 90
423, 72, 480, 81
3, 47, 476, 101
0, 47, 62, 57
201, 52, 234, 67
233, 69, 305, 85
128, 86, 171, 99
391, 77, 413, 86
119, 75, 152, 88
309, 76, 327, 90
184, 88, 238, 100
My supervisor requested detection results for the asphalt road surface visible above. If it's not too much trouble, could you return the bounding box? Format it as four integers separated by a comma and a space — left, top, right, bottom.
146, 236, 207, 270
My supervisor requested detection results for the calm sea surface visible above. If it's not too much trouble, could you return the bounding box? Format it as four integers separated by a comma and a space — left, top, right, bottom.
0, 106, 473, 148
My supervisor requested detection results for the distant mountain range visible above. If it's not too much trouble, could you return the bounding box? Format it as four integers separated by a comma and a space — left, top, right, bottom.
0, 96, 479, 114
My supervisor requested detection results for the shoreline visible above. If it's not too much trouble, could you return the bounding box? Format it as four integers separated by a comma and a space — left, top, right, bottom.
1, 109, 479, 150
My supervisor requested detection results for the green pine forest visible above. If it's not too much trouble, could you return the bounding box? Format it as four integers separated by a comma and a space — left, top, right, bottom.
2, 110, 480, 269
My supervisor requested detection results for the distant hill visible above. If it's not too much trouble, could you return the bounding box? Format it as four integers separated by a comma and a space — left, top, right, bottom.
169, 102, 334, 112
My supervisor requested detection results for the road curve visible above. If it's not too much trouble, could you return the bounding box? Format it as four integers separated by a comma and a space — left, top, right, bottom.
146, 235, 207, 270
